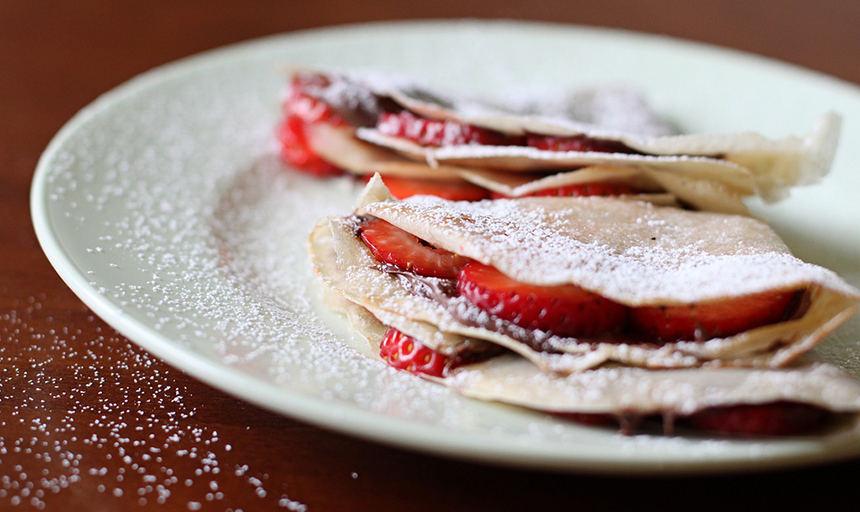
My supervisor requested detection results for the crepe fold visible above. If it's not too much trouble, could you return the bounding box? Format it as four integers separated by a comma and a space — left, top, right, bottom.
309, 177, 858, 373
355, 112, 840, 203
309, 271, 860, 422
307, 177, 860, 427
292, 69, 841, 211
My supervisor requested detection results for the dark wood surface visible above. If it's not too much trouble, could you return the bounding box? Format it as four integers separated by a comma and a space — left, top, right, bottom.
3, 1, 860, 510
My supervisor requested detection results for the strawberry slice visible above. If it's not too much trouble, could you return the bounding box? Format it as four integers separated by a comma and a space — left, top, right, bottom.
359, 217, 470, 279
285, 72, 352, 127
370, 175, 491, 201
377, 110, 521, 147
526, 133, 640, 154
629, 289, 801, 342
276, 115, 343, 177
686, 401, 830, 436
457, 262, 627, 337
552, 412, 617, 427
277, 75, 346, 177
379, 327, 451, 377
491, 182, 641, 199
553, 401, 830, 436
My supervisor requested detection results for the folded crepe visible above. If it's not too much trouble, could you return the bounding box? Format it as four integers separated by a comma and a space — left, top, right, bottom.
283, 69, 841, 212
321, 293, 860, 434
307, 177, 860, 434
309, 176, 858, 374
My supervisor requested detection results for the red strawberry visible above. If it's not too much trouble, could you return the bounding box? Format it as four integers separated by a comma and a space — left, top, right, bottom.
277, 75, 346, 177
276, 115, 343, 177
553, 412, 617, 427
629, 289, 801, 342
687, 401, 829, 436
457, 262, 627, 337
359, 217, 470, 279
491, 182, 640, 199
369, 175, 491, 201
377, 110, 521, 147
285, 73, 343, 125
526, 134, 639, 154
379, 327, 451, 377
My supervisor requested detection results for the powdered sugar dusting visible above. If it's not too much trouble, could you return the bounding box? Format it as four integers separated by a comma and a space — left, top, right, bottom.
337, 68, 677, 138
499, 85, 678, 138
364, 194, 859, 304
0, 304, 311, 510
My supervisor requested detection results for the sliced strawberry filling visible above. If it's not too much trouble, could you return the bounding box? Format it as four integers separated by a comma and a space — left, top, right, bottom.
457, 261, 627, 338
380, 327, 452, 377
367, 175, 492, 202
490, 182, 643, 199
376, 110, 523, 147
552, 402, 832, 436
276, 115, 344, 177
357, 216, 803, 344
375, 111, 645, 155
379, 327, 498, 378
685, 401, 830, 436
276, 73, 650, 193
359, 217, 469, 279
630, 289, 802, 342
525, 133, 640, 154
359, 224, 830, 436
278, 75, 348, 177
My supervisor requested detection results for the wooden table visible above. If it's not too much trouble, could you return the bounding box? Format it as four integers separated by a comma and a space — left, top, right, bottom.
3, 1, 860, 510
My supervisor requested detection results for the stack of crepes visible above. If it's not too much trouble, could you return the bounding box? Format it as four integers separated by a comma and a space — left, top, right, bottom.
296, 70, 860, 435
281, 69, 842, 216
308, 175, 860, 436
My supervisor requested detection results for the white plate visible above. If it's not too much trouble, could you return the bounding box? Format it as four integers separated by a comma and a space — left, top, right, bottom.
31, 20, 860, 474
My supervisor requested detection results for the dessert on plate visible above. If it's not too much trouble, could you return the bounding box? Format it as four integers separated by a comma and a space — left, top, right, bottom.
307, 176, 860, 436
279, 69, 841, 214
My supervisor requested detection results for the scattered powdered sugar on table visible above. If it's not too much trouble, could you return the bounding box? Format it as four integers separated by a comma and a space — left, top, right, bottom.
0, 304, 308, 510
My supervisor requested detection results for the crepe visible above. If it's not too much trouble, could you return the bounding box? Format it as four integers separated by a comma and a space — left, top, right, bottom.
307, 177, 860, 434
356, 112, 840, 203
286, 69, 841, 208
328, 295, 860, 432
310, 235, 860, 433
309, 176, 859, 374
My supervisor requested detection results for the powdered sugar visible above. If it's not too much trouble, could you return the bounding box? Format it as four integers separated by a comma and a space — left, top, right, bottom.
333, 67, 677, 138
364, 193, 859, 304
0, 306, 310, 510
329, 66, 841, 202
